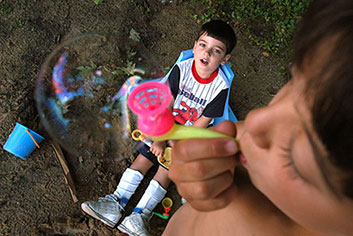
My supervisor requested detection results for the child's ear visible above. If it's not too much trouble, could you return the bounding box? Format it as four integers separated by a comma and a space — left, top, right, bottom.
192, 41, 198, 53
221, 54, 231, 65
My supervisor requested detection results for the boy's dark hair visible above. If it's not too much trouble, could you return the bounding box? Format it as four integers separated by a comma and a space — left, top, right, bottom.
198, 20, 237, 55
294, 0, 353, 199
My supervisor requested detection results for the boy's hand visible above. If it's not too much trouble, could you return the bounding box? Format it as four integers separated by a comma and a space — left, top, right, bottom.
150, 141, 167, 158
168, 121, 239, 211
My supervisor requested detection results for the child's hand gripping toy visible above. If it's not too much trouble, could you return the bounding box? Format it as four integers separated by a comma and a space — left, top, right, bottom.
127, 81, 239, 167
131, 129, 171, 169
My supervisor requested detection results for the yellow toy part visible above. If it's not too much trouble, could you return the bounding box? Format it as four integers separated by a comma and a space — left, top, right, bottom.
158, 147, 172, 169
162, 197, 173, 208
131, 129, 146, 142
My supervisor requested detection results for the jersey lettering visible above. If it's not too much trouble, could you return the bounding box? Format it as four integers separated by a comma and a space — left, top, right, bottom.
177, 87, 207, 106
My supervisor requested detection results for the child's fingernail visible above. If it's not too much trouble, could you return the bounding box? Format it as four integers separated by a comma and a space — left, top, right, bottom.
225, 140, 237, 153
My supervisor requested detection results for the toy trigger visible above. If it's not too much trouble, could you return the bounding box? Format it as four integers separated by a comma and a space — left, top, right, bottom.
163, 207, 171, 216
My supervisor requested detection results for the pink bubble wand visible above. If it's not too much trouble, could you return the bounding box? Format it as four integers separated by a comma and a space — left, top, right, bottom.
127, 81, 239, 143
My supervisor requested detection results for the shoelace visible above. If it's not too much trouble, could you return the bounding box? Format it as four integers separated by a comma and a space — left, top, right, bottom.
98, 193, 119, 202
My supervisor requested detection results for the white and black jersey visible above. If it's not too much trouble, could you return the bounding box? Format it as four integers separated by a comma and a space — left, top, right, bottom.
168, 58, 229, 126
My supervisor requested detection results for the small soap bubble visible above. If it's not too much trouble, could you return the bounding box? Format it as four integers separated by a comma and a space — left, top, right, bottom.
36, 33, 165, 159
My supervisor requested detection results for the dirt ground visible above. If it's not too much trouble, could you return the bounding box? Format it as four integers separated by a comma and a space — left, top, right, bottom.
0, 0, 287, 235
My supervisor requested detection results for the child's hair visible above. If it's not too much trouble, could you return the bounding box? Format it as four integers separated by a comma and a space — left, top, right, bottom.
294, 0, 353, 198
197, 20, 237, 55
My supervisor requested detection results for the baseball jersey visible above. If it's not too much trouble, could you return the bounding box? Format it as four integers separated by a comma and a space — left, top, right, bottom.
168, 58, 229, 126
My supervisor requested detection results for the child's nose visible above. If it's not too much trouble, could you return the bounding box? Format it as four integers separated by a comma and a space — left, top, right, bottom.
244, 107, 273, 150
204, 49, 211, 57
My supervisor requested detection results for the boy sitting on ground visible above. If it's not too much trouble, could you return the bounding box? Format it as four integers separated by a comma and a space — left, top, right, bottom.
81, 20, 237, 236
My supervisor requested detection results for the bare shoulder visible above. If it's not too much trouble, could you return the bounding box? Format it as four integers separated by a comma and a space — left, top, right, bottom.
163, 167, 316, 236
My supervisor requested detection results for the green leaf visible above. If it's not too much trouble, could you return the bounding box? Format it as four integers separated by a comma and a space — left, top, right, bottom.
93, 0, 104, 5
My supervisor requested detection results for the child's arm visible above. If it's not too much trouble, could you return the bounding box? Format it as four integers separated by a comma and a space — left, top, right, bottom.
192, 115, 212, 128
150, 98, 174, 157
168, 121, 240, 211
150, 97, 175, 157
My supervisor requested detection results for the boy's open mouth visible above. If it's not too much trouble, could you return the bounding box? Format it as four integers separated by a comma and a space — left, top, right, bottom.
200, 59, 208, 66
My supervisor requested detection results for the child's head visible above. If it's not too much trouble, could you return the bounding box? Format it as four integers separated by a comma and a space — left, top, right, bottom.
197, 20, 237, 55
240, 0, 353, 234
294, 0, 353, 201
192, 20, 236, 79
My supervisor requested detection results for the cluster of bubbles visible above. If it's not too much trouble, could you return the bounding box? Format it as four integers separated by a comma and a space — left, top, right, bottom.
35, 33, 165, 159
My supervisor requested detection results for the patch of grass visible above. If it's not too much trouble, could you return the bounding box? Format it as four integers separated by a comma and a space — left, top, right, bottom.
0, 2, 13, 16
129, 0, 152, 14
76, 61, 98, 74
194, 0, 310, 56
93, 0, 104, 5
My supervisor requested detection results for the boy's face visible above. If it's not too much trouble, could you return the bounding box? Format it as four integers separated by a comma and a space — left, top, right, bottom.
192, 33, 231, 79
237, 53, 353, 235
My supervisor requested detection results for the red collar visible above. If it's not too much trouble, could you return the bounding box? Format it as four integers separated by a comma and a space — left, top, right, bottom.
192, 60, 218, 84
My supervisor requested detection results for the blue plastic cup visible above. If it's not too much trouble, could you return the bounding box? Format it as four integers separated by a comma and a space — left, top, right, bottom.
3, 123, 45, 159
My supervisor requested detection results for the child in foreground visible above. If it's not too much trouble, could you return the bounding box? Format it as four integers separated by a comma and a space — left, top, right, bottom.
163, 0, 353, 235
81, 20, 236, 236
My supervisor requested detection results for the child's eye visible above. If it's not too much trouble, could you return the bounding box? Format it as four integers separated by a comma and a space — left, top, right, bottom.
281, 151, 300, 180
279, 136, 302, 180
213, 49, 221, 54
199, 43, 206, 48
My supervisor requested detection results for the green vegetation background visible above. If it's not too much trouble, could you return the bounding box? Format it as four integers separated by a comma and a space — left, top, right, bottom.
90, 0, 311, 58
198, 0, 311, 55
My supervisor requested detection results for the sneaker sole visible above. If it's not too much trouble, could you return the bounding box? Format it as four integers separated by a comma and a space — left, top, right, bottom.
118, 223, 138, 236
81, 203, 116, 228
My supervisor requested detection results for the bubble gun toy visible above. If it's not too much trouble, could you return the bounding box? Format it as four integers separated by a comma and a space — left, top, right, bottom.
127, 81, 239, 143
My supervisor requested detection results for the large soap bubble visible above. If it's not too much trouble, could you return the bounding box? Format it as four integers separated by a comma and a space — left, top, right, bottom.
36, 33, 165, 158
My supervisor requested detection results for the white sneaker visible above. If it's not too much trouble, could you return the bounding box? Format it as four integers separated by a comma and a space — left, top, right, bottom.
118, 212, 151, 236
81, 194, 124, 228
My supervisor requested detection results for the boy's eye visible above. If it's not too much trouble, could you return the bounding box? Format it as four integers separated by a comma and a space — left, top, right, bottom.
199, 43, 206, 48
213, 49, 221, 54
281, 146, 300, 180
279, 134, 304, 181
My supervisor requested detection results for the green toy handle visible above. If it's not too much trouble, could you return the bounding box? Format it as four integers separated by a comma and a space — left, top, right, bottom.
149, 124, 239, 146
153, 212, 169, 220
